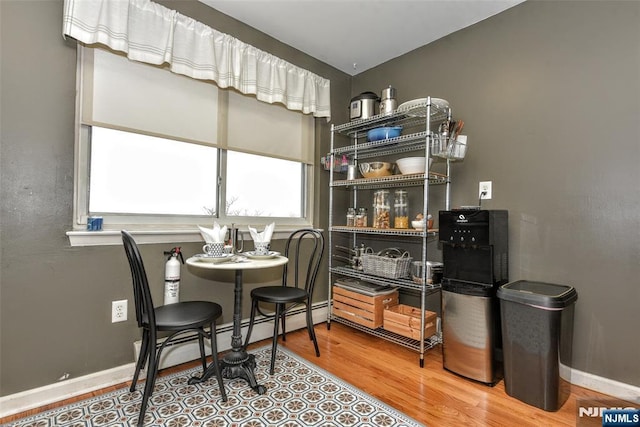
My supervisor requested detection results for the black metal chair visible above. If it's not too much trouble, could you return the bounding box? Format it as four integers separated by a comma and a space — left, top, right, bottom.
243, 228, 325, 374
121, 230, 227, 427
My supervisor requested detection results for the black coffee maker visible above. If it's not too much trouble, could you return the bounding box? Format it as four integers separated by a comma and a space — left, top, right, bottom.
439, 209, 508, 385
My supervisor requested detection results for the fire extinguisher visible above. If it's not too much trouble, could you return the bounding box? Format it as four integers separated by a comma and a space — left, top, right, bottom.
164, 247, 184, 305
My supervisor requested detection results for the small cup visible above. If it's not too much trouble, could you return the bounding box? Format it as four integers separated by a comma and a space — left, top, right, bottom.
254, 241, 270, 256
203, 242, 225, 257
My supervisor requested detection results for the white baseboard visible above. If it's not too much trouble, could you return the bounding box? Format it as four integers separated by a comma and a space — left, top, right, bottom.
0, 305, 328, 418
2, 303, 639, 417
570, 367, 640, 404
0, 363, 138, 419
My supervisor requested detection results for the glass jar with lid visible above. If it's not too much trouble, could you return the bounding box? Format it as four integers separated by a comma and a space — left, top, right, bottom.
346, 207, 356, 227
394, 190, 409, 229
355, 207, 368, 227
372, 190, 390, 229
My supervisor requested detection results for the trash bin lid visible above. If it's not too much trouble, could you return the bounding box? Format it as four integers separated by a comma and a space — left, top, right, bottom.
442, 279, 495, 297
497, 280, 578, 308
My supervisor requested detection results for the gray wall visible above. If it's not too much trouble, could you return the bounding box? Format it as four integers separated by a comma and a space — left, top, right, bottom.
352, 0, 640, 386
1, 0, 638, 398
0, 0, 348, 396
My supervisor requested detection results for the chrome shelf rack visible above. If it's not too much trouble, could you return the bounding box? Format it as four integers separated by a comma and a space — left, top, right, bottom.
327, 96, 456, 367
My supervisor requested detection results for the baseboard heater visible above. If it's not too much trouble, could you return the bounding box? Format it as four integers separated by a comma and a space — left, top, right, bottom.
134, 302, 328, 374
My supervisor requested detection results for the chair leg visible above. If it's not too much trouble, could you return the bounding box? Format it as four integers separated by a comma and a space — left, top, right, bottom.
306, 303, 320, 357
209, 321, 227, 402
281, 308, 287, 342
138, 331, 158, 427
131, 330, 150, 392
269, 304, 282, 375
198, 329, 207, 372
243, 298, 259, 351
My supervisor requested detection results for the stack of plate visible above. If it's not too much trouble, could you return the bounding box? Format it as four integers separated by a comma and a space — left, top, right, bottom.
397, 97, 449, 117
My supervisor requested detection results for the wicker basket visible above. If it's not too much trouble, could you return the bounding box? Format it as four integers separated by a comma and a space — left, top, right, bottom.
362, 248, 412, 279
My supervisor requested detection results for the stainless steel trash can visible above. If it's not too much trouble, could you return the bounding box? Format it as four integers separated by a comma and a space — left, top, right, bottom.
497, 280, 578, 411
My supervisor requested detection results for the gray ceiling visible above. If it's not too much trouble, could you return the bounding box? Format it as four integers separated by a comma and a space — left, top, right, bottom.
199, 0, 526, 75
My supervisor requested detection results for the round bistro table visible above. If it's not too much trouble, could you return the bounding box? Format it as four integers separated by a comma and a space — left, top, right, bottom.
185, 254, 288, 394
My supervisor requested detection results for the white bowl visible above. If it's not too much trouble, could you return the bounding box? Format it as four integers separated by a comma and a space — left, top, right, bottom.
411, 220, 425, 230
411, 217, 434, 230
396, 157, 433, 174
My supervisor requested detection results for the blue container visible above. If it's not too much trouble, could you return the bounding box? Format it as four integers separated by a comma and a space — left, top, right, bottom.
367, 126, 402, 142
87, 216, 103, 231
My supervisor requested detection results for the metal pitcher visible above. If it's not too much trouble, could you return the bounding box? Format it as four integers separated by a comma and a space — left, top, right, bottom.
228, 224, 245, 254
379, 86, 397, 116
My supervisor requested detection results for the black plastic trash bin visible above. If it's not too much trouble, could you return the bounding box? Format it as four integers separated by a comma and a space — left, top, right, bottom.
497, 280, 578, 411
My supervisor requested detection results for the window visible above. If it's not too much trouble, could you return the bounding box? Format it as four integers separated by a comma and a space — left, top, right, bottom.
72, 46, 314, 240
226, 152, 304, 218
89, 127, 218, 216
84, 126, 309, 225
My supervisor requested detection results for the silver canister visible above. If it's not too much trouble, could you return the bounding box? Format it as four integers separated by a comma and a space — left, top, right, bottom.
379, 86, 397, 115
347, 164, 357, 180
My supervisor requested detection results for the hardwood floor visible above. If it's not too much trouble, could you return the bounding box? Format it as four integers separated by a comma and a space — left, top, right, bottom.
279, 322, 613, 426
2, 322, 614, 426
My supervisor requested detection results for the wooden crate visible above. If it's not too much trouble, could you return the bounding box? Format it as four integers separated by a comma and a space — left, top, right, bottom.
332, 285, 399, 329
383, 304, 437, 340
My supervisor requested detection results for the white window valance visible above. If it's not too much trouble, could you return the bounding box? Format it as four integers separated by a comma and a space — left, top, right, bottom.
62, 0, 331, 120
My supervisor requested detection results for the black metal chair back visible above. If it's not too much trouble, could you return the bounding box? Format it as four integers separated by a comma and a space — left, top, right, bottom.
281, 228, 325, 294
122, 230, 156, 330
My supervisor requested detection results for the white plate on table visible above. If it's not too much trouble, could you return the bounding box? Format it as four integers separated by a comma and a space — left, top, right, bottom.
243, 251, 281, 260
397, 97, 450, 117
193, 253, 234, 264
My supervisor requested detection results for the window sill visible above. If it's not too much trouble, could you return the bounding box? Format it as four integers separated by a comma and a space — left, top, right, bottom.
66, 228, 314, 247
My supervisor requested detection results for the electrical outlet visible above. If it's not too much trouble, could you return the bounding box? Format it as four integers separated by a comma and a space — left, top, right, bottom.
112, 300, 128, 323
479, 181, 492, 200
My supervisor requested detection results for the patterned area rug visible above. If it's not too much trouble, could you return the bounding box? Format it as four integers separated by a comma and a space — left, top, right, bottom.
5, 346, 423, 426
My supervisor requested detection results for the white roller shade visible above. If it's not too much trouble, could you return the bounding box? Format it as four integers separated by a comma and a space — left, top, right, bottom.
80, 47, 221, 146
226, 90, 314, 164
